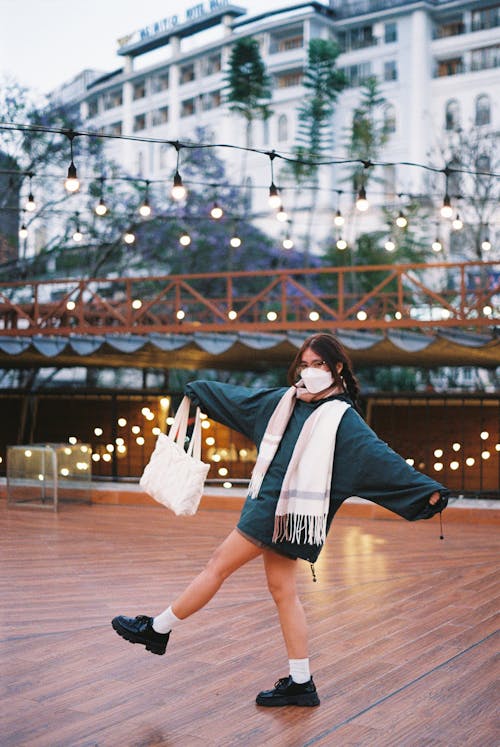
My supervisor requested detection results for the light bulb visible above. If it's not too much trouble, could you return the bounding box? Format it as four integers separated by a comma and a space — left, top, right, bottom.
481, 238, 491, 251
64, 162, 80, 193
276, 205, 288, 222
179, 231, 191, 246
19, 224, 28, 239
356, 186, 369, 212
440, 194, 453, 218
210, 202, 223, 220
73, 229, 83, 242
95, 198, 108, 216
123, 231, 135, 244
230, 236, 241, 248
432, 238, 442, 252
483, 305, 492, 316
282, 237, 294, 250
452, 213, 463, 230
269, 183, 281, 209
395, 211, 407, 228
385, 239, 396, 252
228, 310, 237, 320
357, 310, 368, 321
25, 193, 36, 212
139, 200, 151, 217
176, 309, 185, 320
171, 171, 186, 201
336, 237, 347, 250
334, 210, 344, 227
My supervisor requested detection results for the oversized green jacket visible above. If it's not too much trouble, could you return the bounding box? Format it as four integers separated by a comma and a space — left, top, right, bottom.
185, 381, 449, 563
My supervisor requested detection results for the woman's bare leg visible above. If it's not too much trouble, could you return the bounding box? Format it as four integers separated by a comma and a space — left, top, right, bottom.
171, 529, 262, 619
263, 549, 308, 660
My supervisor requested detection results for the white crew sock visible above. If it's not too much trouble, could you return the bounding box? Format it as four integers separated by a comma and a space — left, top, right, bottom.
152, 605, 182, 634
289, 658, 311, 684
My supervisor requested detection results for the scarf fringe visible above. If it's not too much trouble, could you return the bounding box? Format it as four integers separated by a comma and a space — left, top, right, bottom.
272, 512, 327, 546
248, 471, 265, 500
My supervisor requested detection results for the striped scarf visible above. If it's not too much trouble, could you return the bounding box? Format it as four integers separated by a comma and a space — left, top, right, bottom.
248, 385, 350, 546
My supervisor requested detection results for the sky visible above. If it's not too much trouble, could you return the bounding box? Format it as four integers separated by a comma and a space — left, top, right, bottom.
0, 0, 298, 96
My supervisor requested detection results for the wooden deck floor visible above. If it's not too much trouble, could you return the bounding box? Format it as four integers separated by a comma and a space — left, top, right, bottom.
1, 500, 498, 747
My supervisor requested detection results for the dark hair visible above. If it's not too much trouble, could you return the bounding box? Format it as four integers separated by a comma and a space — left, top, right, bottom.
287, 333, 361, 410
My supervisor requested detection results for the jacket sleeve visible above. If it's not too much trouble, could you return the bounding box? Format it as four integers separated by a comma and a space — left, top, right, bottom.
331, 408, 449, 521
184, 380, 284, 442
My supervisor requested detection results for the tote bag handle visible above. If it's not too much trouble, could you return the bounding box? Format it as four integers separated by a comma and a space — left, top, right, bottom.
168, 396, 203, 461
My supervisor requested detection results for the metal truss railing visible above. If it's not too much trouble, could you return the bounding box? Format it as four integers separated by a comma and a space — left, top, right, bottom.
0, 260, 498, 336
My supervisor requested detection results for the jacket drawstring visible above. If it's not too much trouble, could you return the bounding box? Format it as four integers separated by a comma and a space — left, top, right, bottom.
439, 509, 444, 540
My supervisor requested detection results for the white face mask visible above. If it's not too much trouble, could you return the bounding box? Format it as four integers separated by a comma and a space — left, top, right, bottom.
300, 367, 334, 394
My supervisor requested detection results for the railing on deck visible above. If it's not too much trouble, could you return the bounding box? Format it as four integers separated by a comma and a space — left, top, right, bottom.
0, 261, 498, 336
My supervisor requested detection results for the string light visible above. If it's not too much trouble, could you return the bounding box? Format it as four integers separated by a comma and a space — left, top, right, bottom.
336, 237, 347, 250
179, 230, 191, 246
268, 151, 281, 209
19, 223, 28, 239
171, 142, 186, 201
452, 213, 463, 230
25, 174, 36, 212
432, 237, 443, 252
95, 177, 108, 215
395, 210, 407, 228
64, 130, 80, 193
282, 234, 294, 250
138, 181, 152, 217
210, 201, 223, 220
230, 234, 241, 248
440, 193, 453, 219
384, 238, 396, 252
481, 237, 491, 251
276, 204, 288, 222
72, 212, 83, 242
123, 230, 135, 244
334, 209, 344, 227
356, 185, 369, 212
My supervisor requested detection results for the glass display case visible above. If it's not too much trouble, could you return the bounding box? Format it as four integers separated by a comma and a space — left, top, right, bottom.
7, 443, 92, 510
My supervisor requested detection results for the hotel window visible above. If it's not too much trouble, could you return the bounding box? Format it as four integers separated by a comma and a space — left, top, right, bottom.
180, 63, 195, 84
384, 60, 398, 81
341, 62, 372, 87
103, 89, 123, 110
277, 114, 288, 142
88, 98, 99, 117
151, 106, 169, 126
269, 25, 304, 54
275, 70, 303, 88
435, 57, 464, 77
201, 52, 221, 76
133, 113, 146, 132
180, 98, 196, 117
471, 44, 500, 71
445, 99, 460, 130
434, 16, 465, 39
384, 103, 396, 134
384, 22, 397, 43
152, 72, 169, 93
345, 26, 376, 52
471, 5, 500, 31
133, 80, 147, 100
105, 121, 122, 136
475, 94, 491, 126
199, 90, 221, 111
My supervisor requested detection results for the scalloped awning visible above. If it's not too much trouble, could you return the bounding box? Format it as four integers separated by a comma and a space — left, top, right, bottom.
0, 329, 498, 370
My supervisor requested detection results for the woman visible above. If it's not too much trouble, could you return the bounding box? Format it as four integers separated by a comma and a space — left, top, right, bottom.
112, 333, 447, 708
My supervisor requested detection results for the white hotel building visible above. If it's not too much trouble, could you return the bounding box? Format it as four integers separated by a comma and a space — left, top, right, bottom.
51, 0, 499, 250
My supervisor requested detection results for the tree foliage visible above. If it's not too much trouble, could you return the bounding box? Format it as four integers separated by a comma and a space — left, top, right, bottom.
224, 37, 272, 130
